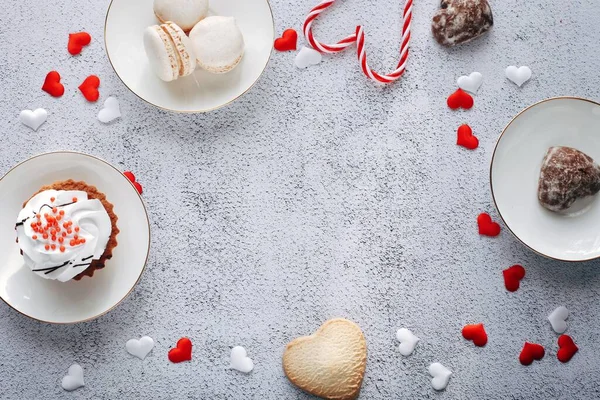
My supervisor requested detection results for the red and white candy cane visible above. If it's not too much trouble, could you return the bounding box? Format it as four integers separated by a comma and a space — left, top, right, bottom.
303, 0, 413, 84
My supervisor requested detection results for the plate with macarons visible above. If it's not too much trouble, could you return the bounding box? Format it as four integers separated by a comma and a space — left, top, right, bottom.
105, 0, 274, 112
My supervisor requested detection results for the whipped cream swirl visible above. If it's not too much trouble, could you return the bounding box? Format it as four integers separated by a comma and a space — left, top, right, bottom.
16, 190, 112, 282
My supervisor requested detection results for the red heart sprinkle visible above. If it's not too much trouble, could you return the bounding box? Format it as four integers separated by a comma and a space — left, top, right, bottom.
124, 170, 143, 194
519, 342, 545, 366
557, 335, 578, 363
503, 265, 525, 292
447, 89, 474, 110
462, 323, 488, 347
123, 171, 135, 182
168, 337, 192, 363
456, 124, 479, 150
78, 75, 100, 102
42, 71, 65, 97
274, 29, 298, 52
68, 32, 92, 55
478, 213, 501, 237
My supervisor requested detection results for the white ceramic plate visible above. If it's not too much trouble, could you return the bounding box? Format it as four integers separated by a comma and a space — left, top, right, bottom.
491, 97, 600, 262
105, 0, 274, 112
0, 152, 150, 323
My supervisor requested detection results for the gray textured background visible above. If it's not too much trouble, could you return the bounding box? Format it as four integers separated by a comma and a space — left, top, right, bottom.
1, 0, 600, 398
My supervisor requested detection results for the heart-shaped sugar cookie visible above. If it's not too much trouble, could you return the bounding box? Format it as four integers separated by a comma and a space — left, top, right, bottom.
283, 318, 367, 400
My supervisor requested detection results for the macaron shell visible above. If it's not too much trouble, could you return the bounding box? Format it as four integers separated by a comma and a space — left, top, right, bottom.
143, 25, 179, 82
189, 16, 245, 74
153, 0, 209, 32
162, 22, 196, 77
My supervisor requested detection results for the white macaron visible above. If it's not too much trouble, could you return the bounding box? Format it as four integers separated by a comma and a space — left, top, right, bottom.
144, 22, 196, 82
189, 16, 245, 74
154, 0, 209, 32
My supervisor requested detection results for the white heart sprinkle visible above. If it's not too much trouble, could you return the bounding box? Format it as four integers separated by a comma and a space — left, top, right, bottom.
19, 108, 48, 131
61, 364, 84, 392
396, 328, 419, 356
126, 336, 155, 360
457, 72, 483, 94
428, 362, 452, 391
230, 346, 254, 373
295, 46, 322, 69
98, 96, 121, 123
505, 66, 532, 87
548, 306, 569, 334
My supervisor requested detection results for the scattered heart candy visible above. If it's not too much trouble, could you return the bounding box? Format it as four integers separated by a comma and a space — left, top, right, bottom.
505, 66, 532, 87
295, 46, 322, 69
503, 265, 525, 292
548, 306, 569, 334
124, 171, 143, 194
557, 335, 578, 363
457, 72, 483, 94
98, 96, 121, 123
19, 108, 48, 131
396, 328, 419, 356
168, 337, 192, 363
462, 323, 488, 347
428, 362, 452, 391
126, 336, 155, 360
456, 124, 479, 150
230, 346, 254, 373
61, 364, 84, 392
477, 213, 501, 237
79, 75, 100, 102
68, 32, 92, 55
519, 342, 545, 366
42, 71, 65, 97
274, 29, 298, 52
447, 89, 474, 110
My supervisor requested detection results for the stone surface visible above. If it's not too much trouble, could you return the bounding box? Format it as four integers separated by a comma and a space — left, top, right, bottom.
1, 0, 600, 399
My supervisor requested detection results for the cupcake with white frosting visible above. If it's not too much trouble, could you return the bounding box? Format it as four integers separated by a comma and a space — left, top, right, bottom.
189, 16, 245, 74
15, 180, 119, 282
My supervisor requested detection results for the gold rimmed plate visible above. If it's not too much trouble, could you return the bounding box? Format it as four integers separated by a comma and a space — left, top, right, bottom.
491, 97, 600, 262
104, 0, 274, 113
0, 152, 150, 323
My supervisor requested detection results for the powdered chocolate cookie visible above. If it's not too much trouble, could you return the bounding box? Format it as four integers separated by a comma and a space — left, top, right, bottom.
538, 147, 600, 212
432, 0, 493, 47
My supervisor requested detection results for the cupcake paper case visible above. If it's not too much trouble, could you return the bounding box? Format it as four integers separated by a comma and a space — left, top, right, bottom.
15, 180, 119, 282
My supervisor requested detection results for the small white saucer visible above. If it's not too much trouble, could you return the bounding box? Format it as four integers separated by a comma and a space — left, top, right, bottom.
491, 97, 600, 262
104, 0, 274, 112
0, 152, 150, 323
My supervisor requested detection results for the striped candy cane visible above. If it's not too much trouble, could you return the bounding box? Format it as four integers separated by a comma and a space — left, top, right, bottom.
303, 0, 413, 83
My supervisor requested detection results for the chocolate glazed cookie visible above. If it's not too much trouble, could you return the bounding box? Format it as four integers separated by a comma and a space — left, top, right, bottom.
432, 0, 493, 46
